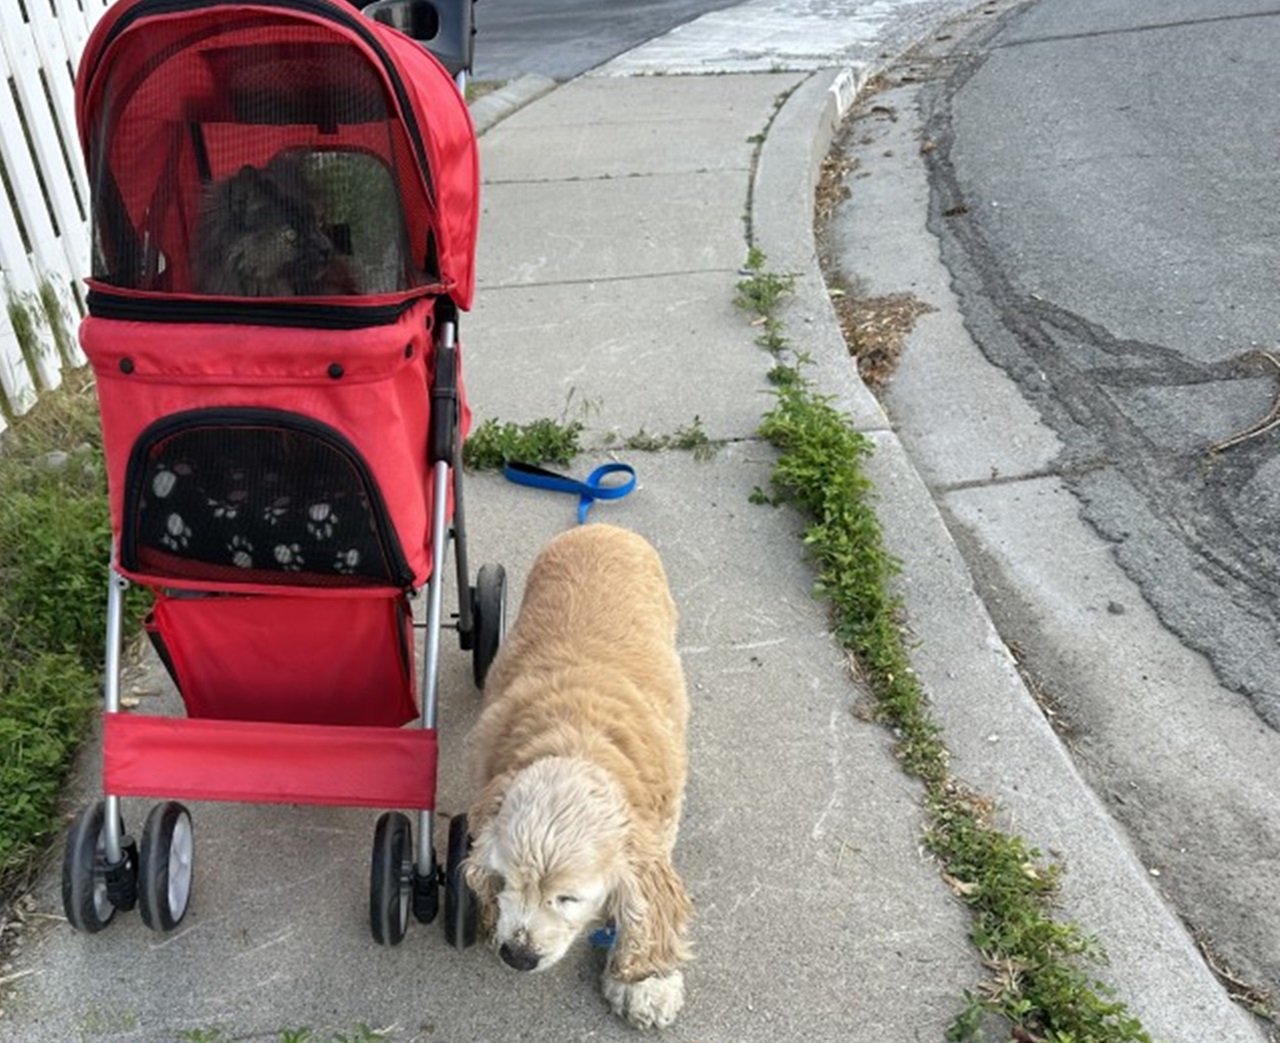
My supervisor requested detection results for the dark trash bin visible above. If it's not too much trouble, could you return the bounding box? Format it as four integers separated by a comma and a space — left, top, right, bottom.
354, 0, 475, 80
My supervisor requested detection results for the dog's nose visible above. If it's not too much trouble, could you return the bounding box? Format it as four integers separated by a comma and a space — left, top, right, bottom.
499, 942, 541, 972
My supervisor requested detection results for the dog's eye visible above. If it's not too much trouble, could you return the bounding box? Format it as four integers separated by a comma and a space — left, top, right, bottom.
555, 894, 580, 906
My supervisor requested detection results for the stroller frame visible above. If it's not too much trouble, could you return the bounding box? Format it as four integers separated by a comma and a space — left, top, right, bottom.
64, 0, 499, 948
77, 312, 501, 945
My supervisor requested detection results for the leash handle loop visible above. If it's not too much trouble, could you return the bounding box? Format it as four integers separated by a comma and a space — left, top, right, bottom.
503, 461, 637, 524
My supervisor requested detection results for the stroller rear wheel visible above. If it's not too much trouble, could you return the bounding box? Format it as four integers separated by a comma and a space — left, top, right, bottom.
443, 812, 477, 949
471, 563, 506, 689
62, 802, 135, 933
370, 811, 413, 945
139, 802, 194, 931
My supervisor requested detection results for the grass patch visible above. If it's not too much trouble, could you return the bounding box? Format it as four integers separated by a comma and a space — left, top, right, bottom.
463, 415, 585, 471
607, 416, 718, 461
465, 79, 506, 104
0, 372, 143, 890
743, 254, 1153, 1043
38, 280, 76, 366
6, 292, 47, 410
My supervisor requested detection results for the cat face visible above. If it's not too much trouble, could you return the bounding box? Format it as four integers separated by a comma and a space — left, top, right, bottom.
193, 159, 353, 297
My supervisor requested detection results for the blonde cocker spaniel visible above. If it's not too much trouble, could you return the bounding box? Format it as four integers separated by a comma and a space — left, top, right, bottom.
463, 524, 692, 1028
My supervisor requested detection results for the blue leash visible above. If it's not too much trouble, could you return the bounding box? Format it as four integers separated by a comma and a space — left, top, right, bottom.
503, 460, 637, 524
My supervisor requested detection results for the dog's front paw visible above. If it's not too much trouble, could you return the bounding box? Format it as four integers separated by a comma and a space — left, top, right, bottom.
602, 970, 685, 1029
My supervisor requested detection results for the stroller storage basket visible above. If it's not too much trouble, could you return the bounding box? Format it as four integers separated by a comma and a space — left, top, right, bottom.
146, 590, 418, 726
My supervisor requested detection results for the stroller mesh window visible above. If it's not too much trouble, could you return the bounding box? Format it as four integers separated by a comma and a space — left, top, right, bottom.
123, 411, 408, 588
88, 16, 432, 296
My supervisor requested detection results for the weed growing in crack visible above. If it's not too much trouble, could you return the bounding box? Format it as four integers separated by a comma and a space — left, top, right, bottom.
612, 416, 717, 461
463, 415, 585, 471
735, 246, 795, 354
743, 249, 1154, 1043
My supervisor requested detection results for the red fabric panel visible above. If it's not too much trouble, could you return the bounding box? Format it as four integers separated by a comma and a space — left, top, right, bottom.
381, 26, 478, 308
81, 298, 444, 587
150, 591, 417, 726
104, 713, 437, 809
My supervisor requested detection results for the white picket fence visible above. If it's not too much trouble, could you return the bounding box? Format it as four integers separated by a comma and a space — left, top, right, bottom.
0, 0, 113, 435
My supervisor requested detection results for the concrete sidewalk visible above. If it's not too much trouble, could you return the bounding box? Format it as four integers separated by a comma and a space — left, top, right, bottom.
3, 65, 1265, 1043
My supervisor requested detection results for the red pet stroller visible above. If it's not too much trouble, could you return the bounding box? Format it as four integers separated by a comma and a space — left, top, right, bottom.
65, 0, 499, 948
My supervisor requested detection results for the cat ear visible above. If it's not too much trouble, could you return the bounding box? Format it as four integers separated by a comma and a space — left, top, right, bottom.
226, 165, 260, 224
266, 150, 303, 180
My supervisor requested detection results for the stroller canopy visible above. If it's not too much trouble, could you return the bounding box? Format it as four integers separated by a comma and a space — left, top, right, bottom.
76, 0, 478, 307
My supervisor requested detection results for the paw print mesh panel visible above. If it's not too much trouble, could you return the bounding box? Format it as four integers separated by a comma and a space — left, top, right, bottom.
123, 409, 408, 587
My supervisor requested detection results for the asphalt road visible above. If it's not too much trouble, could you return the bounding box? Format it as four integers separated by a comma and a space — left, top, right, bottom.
470, 0, 744, 81
933, 0, 1280, 731
822, 0, 1280, 1006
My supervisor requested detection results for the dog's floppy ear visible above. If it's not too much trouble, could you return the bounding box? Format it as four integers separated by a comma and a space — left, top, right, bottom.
463, 856, 501, 936
462, 771, 513, 933
465, 770, 513, 840
607, 845, 693, 983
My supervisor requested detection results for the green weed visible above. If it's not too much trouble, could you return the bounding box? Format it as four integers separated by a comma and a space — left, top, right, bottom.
465, 79, 506, 103
78, 1003, 139, 1034
463, 415, 584, 471
744, 251, 1153, 1043
614, 416, 717, 461
463, 391, 597, 471
735, 246, 795, 353
38, 280, 76, 366
0, 373, 143, 887
5, 292, 46, 406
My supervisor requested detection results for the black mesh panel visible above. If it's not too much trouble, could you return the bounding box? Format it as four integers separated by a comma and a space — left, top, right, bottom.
124, 413, 405, 587
89, 17, 421, 295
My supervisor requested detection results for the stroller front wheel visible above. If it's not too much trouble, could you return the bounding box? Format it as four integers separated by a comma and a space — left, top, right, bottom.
62, 801, 133, 933
370, 811, 412, 945
139, 801, 194, 931
443, 812, 476, 949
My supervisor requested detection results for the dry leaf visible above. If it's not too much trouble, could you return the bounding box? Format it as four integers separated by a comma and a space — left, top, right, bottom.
942, 872, 978, 898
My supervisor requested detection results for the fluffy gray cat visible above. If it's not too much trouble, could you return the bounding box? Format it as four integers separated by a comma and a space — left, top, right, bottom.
191, 155, 356, 297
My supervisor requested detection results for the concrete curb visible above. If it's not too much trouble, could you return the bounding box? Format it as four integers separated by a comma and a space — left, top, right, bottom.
752, 62, 1268, 1042
469, 73, 558, 136
749, 64, 888, 432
